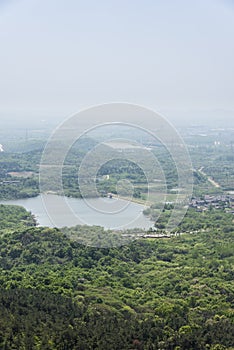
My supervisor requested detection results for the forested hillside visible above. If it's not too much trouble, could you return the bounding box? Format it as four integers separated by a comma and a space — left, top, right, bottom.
0, 205, 233, 349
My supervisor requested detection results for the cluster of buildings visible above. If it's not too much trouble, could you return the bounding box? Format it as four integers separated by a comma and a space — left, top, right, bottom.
189, 194, 234, 213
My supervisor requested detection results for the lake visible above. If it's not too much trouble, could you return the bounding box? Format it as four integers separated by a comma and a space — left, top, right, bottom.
0, 194, 153, 230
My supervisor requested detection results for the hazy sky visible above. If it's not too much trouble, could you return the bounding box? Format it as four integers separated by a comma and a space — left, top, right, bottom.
0, 0, 234, 123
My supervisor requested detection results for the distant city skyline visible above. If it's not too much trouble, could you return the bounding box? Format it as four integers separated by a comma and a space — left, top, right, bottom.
0, 0, 234, 125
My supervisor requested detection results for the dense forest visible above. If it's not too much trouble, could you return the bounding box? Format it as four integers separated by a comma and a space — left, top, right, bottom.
0, 205, 233, 349
0, 137, 233, 349
1, 0, 234, 348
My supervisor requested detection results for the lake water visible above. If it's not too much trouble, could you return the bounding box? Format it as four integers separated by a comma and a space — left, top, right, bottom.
0, 194, 153, 230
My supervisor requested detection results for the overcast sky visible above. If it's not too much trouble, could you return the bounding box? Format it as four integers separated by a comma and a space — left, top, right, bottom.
0, 0, 234, 124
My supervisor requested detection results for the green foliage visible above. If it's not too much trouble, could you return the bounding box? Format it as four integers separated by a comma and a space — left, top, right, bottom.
0, 207, 233, 349
0, 135, 234, 348
0, 150, 40, 199
0, 204, 36, 230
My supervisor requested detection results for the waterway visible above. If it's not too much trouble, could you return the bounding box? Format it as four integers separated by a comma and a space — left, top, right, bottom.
0, 194, 153, 230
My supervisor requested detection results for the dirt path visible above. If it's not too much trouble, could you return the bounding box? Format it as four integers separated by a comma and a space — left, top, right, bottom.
198, 167, 221, 188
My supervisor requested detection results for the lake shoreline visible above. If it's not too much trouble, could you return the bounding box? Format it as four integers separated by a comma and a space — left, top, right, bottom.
0, 194, 153, 230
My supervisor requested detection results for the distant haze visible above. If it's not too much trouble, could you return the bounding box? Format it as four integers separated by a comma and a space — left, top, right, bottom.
0, 0, 234, 127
